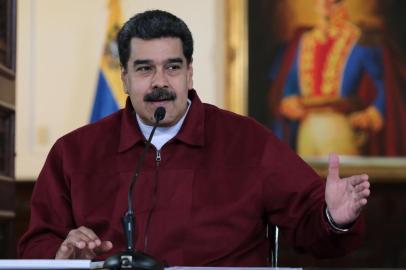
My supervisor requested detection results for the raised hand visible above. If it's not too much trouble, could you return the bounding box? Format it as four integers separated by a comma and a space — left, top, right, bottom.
55, 226, 113, 259
325, 153, 371, 226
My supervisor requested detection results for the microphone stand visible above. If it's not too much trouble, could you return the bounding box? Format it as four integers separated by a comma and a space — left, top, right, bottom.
104, 107, 166, 270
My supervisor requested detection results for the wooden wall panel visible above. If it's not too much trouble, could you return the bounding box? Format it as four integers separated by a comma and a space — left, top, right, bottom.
0, 0, 16, 259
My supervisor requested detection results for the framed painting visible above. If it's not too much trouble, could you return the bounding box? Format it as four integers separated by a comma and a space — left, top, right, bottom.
224, 0, 406, 180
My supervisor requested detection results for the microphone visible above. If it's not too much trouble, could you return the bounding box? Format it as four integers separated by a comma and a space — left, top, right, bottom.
154, 107, 166, 122
104, 107, 166, 270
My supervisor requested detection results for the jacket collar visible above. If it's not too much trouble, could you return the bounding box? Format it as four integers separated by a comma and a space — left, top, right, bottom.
118, 89, 205, 153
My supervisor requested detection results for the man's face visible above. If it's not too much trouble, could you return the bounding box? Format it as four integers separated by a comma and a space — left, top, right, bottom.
316, 0, 342, 18
121, 37, 193, 126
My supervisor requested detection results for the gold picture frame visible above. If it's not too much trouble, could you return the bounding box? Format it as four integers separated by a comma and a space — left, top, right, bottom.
224, 0, 406, 181
224, 0, 248, 116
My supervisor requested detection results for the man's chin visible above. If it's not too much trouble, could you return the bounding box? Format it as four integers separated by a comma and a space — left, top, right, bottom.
157, 118, 178, 127
140, 111, 174, 126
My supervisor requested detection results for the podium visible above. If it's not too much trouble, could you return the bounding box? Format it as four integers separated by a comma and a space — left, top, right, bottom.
0, 260, 96, 269
0, 261, 302, 270
0, 262, 400, 270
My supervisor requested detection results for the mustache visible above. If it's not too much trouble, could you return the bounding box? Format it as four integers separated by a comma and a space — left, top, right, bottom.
144, 88, 177, 102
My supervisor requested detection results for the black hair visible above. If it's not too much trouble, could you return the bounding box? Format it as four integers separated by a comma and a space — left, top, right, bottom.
117, 10, 194, 70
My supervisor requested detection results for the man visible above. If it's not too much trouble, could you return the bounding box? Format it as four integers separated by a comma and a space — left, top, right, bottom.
19, 10, 370, 266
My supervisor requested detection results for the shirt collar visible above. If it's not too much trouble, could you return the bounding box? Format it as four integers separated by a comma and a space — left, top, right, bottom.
118, 89, 205, 153
136, 99, 191, 150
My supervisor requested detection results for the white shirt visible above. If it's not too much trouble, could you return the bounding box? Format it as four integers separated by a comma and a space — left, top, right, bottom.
136, 99, 191, 150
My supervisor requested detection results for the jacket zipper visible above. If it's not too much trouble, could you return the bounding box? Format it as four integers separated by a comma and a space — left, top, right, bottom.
156, 150, 161, 164
143, 149, 161, 252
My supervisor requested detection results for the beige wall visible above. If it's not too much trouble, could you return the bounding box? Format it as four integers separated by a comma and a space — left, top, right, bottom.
16, 0, 225, 180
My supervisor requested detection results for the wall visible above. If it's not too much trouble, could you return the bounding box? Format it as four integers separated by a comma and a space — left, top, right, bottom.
16, 0, 225, 180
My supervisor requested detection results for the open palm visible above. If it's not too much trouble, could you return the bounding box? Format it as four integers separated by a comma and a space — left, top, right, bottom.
325, 153, 370, 226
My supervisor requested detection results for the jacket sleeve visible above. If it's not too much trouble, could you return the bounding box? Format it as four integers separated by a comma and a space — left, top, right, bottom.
18, 140, 75, 258
261, 136, 364, 258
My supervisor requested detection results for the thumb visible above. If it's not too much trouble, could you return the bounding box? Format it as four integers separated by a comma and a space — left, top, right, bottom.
327, 153, 340, 180
55, 242, 75, 259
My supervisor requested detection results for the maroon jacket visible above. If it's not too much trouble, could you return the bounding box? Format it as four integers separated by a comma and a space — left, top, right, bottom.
18, 90, 364, 266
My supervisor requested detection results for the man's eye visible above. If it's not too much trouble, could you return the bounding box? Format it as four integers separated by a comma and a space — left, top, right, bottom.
167, 64, 181, 70
136, 66, 152, 72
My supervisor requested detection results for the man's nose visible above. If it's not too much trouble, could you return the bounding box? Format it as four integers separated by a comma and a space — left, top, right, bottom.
152, 68, 169, 88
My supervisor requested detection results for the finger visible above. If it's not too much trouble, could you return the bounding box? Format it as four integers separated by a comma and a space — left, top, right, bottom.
351, 197, 368, 214
77, 226, 101, 248
78, 226, 101, 243
352, 188, 370, 207
355, 188, 371, 199
348, 174, 369, 186
354, 198, 368, 211
81, 248, 97, 260
94, 241, 113, 254
354, 181, 370, 192
55, 241, 75, 259
327, 153, 340, 179
66, 229, 95, 249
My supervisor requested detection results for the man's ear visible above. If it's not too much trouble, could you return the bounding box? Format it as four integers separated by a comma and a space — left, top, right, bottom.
121, 67, 129, 94
187, 63, 193, 89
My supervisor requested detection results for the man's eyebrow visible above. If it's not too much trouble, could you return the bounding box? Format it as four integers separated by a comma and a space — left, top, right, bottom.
166, 58, 184, 64
132, 59, 152, 66
132, 58, 184, 67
